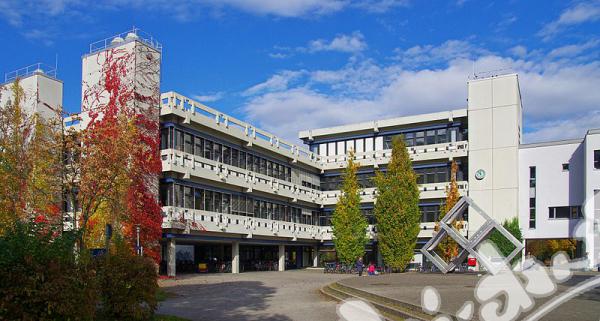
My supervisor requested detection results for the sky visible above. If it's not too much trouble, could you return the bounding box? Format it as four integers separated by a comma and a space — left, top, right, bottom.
1, 0, 599, 144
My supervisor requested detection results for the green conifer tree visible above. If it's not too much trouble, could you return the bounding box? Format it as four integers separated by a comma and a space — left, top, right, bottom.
331, 150, 368, 265
373, 136, 420, 270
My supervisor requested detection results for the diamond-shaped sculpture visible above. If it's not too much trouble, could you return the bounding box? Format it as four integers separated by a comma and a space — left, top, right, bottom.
420, 196, 524, 274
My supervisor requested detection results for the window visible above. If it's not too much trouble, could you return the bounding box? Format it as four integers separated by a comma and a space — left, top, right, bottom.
231, 148, 239, 167
194, 137, 204, 156
184, 186, 194, 209
222, 145, 230, 165
549, 206, 582, 219
183, 133, 194, 154
426, 130, 436, 145
405, 132, 415, 147
562, 163, 569, 171
415, 131, 425, 145
529, 166, 536, 228
194, 188, 203, 210
420, 205, 440, 223
204, 190, 213, 212
160, 128, 171, 150
204, 140, 213, 160
595, 150, 600, 169
437, 129, 447, 144
174, 130, 184, 151
213, 143, 222, 162
239, 151, 246, 169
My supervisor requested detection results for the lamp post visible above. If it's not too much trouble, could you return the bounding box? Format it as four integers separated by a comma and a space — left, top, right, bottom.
136, 225, 141, 256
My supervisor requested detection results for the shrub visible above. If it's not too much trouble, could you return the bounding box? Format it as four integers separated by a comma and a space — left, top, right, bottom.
94, 240, 158, 320
0, 222, 97, 321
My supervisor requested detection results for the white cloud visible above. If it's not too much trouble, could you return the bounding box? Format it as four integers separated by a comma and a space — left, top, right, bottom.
307, 31, 368, 53
547, 39, 600, 58
509, 45, 528, 58
243, 70, 306, 96
394, 40, 489, 68
192, 92, 225, 102
539, 1, 600, 40
241, 41, 600, 143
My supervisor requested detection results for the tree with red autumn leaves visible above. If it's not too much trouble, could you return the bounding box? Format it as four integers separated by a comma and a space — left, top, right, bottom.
77, 45, 163, 262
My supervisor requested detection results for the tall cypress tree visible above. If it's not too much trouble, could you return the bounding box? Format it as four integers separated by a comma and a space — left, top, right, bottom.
436, 160, 462, 263
331, 150, 368, 265
373, 136, 420, 270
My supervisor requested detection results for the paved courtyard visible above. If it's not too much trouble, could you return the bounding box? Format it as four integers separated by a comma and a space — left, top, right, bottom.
158, 269, 352, 321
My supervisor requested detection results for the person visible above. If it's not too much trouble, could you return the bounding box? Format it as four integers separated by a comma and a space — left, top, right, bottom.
368, 262, 376, 276
356, 257, 364, 276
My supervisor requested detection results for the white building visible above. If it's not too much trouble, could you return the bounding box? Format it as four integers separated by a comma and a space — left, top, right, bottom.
3, 29, 598, 274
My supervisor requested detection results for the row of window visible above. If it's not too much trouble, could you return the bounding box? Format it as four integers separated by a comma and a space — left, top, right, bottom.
529, 166, 536, 229
161, 127, 293, 182
319, 164, 466, 191
310, 126, 466, 157
160, 183, 318, 225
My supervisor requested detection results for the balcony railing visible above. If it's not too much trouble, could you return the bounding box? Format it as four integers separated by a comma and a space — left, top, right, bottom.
320, 140, 468, 170
160, 92, 322, 168
162, 206, 330, 241
320, 181, 469, 205
161, 149, 322, 204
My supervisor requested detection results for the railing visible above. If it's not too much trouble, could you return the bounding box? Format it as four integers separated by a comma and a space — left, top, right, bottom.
4, 63, 57, 83
160, 92, 322, 167
320, 141, 468, 168
162, 206, 330, 241
161, 149, 322, 203
89, 27, 162, 54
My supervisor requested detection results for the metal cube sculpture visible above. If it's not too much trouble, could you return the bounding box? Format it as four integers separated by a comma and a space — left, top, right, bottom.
420, 196, 524, 274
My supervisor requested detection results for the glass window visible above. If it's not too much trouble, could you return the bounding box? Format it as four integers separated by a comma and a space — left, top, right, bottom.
337, 141, 345, 155
267, 202, 273, 220
346, 140, 354, 153
437, 129, 447, 143
184, 186, 194, 209
213, 143, 222, 162
204, 140, 213, 160
404, 132, 415, 147
260, 201, 267, 219
415, 131, 425, 146
231, 148, 239, 167
214, 192, 222, 213
260, 158, 267, 175
194, 188, 203, 210
222, 194, 231, 214
239, 151, 246, 169
160, 128, 170, 150
253, 200, 260, 217
267, 161, 273, 177
594, 150, 600, 169
159, 183, 172, 206
562, 163, 569, 171
174, 184, 184, 207
184, 133, 194, 154
355, 139, 364, 153
254, 155, 260, 173
223, 145, 231, 165
426, 130, 436, 145
204, 190, 213, 212
174, 130, 184, 151
194, 136, 203, 156
436, 168, 447, 183
286, 167, 291, 182
327, 142, 336, 156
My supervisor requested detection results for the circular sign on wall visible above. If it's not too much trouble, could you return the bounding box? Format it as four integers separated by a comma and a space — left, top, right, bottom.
475, 169, 486, 180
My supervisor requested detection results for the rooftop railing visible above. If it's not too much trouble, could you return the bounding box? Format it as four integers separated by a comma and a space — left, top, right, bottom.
4, 63, 57, 83
89, 27, 162, 54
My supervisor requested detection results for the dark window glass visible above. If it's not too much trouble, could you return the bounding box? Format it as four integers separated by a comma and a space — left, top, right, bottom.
260, 158, 267, 175
204, 140, 213, 159
213, 143, 222, 162
405, 132, 415, 147
426, 130, 436, 145
254, 156, 261, 174
174, 184, 183, 207
222, 194, 230, 214
174, 130, 184, 151
160, 128, 170, 150
529, 198, 536, 207
594, 150, 600, 169
195, 137, 203, 156
159, 183, 172, 206
214, 192, 222, 213
223, 145, 231, 165
184, 186, 194, 209
231, 148, 239, 167
267, 161, 273, 177
437, 129, 447, 143
562, 163, 569, 171
415, 131, 425, 145
239, 151, 246, 169
194, 188, 203, 210
204, 190, 213, 212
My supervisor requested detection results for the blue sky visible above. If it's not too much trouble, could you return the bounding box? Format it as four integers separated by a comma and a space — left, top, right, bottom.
1, 0, 600, 143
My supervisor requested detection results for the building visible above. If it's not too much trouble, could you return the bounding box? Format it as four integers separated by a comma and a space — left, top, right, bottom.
2, 29, 598, 275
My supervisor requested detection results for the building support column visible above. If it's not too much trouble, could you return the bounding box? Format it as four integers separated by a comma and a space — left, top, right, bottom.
278, 245, 285, 271
232, 241, 240, 274
312, 246, 319, 267
167, 238, 176, 277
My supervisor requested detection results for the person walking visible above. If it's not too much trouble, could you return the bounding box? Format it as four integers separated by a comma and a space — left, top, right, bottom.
356, 257, 364, 276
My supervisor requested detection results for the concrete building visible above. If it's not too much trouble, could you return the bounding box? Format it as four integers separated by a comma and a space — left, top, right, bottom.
3, 29, 598, 274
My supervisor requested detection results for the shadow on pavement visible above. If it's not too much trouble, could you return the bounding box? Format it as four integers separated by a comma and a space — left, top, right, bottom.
158, 281, 293, 321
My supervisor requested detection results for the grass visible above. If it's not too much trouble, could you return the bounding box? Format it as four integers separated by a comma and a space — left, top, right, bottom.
156, 288, 177, 302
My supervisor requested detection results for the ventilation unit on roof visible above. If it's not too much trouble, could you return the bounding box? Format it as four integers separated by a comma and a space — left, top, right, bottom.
125, 32, 139, 41
111, 36, 124, 44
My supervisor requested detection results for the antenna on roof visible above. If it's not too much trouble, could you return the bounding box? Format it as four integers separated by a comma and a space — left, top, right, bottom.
55, 54, 58, 77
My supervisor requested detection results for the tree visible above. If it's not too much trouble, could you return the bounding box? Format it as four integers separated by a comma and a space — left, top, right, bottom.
373, 136, 421, 270
435, 160, 462, 263
0, 79, 63, 231
331, 150, 368, 265
489, 217, 523, 264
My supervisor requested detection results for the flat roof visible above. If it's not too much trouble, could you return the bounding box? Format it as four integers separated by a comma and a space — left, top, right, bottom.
519, 138, 583, 149
298, 108, 467, 140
